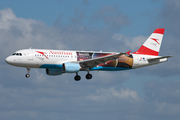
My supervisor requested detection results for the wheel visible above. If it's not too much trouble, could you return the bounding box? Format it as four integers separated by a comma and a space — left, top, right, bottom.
74, 75, 81, 81
25, 74, 30, 78
86, 73, 92, 79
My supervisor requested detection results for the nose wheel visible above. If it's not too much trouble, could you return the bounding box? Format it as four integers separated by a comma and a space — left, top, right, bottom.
25, 67, 30, 78
25, 74, 30, 78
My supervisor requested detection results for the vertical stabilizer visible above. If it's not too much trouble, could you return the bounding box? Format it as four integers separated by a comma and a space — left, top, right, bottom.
133, 28, 165, 56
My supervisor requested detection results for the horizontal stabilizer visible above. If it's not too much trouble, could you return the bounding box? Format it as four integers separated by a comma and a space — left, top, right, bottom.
147, 56, 172, 61
147, 56, 172, 64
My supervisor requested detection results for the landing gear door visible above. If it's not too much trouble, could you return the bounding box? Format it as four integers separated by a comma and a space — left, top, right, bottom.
28, 50, 33, 60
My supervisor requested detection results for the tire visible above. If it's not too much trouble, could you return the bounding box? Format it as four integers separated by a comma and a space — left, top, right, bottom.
25, 74, 30, 78
86, 74, 92, 79
74, 75, 81, 81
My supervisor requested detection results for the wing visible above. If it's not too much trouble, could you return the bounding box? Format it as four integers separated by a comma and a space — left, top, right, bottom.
78, 53, 126, 68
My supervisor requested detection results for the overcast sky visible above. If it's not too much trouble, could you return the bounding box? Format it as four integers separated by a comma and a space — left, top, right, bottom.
0, 0, 180, 120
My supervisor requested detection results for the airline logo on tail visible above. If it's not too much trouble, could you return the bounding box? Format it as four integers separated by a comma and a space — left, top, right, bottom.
151, 38, 160, 45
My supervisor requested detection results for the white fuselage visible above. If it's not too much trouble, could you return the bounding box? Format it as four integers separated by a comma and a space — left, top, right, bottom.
6, 49, 168, 69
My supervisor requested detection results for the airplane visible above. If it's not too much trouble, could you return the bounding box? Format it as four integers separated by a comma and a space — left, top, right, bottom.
5, 28, 171, 81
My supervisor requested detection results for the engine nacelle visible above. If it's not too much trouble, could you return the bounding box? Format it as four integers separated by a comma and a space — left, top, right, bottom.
63, 63, 81, 73
46, 68, 63, 76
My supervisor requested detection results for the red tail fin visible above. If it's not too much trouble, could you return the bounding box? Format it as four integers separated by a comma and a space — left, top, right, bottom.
133, 28, 165, 56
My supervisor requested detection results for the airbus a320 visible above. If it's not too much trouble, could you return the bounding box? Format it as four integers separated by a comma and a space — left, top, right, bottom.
6, 28, 171, 81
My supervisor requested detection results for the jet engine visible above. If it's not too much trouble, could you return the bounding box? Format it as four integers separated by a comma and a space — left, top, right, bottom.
46, 68, 63, 76
62, 63, 81, 73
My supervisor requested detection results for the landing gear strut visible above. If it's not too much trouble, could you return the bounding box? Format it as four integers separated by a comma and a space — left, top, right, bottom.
74, 72, 81, 81
25, 67, 30, 78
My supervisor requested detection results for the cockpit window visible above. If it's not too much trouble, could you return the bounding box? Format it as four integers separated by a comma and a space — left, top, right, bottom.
12, 53, 22, 56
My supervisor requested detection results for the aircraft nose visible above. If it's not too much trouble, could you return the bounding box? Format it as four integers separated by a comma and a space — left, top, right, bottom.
5, 56, 13, 64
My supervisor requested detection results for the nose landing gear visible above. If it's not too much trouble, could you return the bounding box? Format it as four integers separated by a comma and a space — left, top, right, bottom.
25, 67, 30, 78
25, 74, 30, 78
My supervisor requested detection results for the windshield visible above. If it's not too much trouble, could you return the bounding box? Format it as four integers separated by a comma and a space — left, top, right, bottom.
12, 53, 22, 56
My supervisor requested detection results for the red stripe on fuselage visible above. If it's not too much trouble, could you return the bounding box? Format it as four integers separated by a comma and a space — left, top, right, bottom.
133, 45, 159, 56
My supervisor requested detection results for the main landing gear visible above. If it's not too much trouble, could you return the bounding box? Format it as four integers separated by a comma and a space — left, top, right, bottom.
85, 67, 92, 80
86, 73, 92, 79
25, 67, 30, 78
74, 73, 81, 81
74, 72, 92, 81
